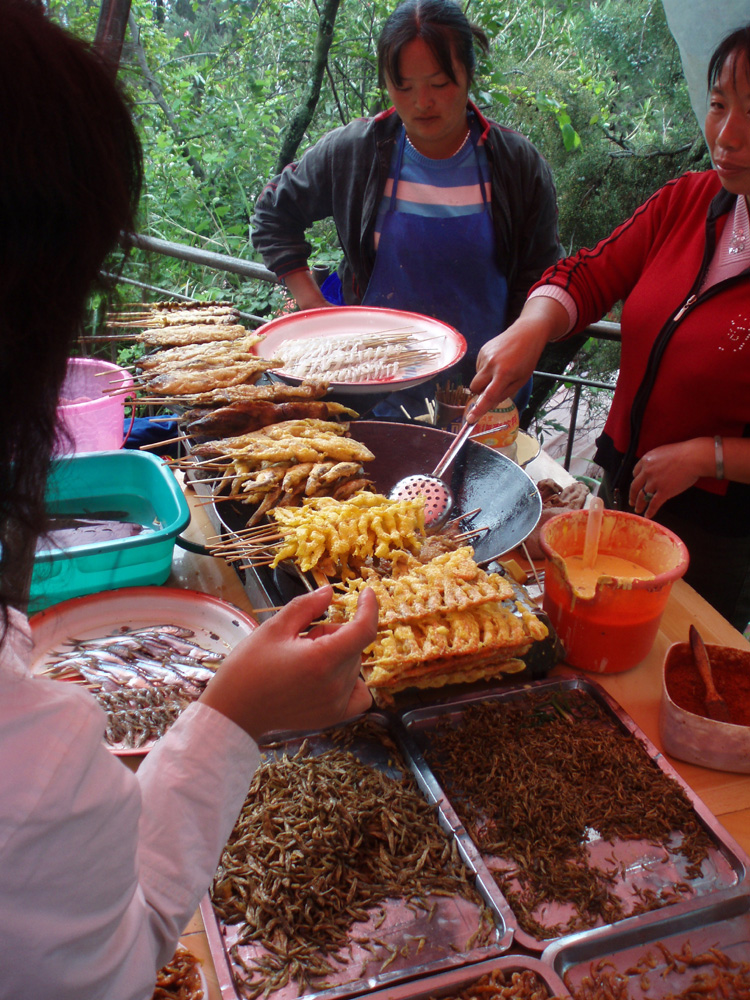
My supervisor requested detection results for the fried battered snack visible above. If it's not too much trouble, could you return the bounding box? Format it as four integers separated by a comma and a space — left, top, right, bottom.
329, 546, 515, 625
193, 418, 376, 523
137, 334, 263, 372
135, 323, 250, 347
270, 492, 426, 578
364, 602, 546, 680
182, 399, 357, 440
149, 380, 330, 408
109, 300, 240, 328
142, 358, 279, 396
328, 545, 548, 703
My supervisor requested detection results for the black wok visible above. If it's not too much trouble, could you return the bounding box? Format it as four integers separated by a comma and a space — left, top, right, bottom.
351, 421, 541, 564
214, 419, 541, 566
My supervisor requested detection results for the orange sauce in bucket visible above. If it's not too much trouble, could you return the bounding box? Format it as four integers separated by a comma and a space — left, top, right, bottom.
563, 553, 655, 600
540, 510, 689, 674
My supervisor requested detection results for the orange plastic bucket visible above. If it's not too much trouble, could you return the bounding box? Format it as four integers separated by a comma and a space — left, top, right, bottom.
540, 509, 689, 673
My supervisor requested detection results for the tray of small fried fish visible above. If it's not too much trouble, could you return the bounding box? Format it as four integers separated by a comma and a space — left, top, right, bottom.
202, 714, 515, 1000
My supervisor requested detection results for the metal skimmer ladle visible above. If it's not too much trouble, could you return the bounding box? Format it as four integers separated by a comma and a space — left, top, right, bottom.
389, 415, 476, 527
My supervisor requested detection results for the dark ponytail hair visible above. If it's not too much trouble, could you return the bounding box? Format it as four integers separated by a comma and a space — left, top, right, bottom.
0, 0, 142, 613
377, 0, 489, 90
707, 24, 750, 89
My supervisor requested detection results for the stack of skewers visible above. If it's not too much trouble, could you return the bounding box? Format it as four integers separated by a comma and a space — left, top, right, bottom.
104, 300, 550, 704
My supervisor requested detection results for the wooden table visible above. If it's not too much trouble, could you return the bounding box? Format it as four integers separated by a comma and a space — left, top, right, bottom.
167, 477, 750, 998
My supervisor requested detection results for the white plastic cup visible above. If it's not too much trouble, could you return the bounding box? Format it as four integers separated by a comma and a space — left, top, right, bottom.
56, 357, 134, 454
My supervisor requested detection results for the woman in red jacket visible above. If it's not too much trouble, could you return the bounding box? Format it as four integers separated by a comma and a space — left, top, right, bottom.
469, 25, 750, 632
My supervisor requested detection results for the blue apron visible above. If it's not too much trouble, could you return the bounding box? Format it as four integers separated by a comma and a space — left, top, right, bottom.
362, 127, 522, 420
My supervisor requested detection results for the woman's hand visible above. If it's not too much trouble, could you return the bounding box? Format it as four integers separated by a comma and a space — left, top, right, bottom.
468, 297, 569, 422
200, 585, 378, 742
284, 270, 330, 311
630, 439, 711, 517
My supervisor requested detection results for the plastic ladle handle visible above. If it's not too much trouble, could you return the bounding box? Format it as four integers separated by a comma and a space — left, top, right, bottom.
582, 497, 604, 569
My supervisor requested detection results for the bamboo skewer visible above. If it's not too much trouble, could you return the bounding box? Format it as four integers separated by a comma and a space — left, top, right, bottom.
139, 434, 193, 451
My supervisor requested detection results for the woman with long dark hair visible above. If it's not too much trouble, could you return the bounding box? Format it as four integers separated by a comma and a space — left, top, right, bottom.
0, 3, 376, 996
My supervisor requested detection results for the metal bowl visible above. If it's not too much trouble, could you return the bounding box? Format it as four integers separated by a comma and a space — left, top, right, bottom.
352, 421, 541, 564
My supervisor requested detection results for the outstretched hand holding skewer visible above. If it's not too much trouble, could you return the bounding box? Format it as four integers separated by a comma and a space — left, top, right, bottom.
200, 585, 378, 741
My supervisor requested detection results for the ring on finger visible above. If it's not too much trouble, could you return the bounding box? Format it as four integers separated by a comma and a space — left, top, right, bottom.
641, 488, 655, 503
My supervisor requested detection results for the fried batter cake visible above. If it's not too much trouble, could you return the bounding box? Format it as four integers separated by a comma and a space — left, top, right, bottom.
329, 546, 548, 703
329, 547, 514, 624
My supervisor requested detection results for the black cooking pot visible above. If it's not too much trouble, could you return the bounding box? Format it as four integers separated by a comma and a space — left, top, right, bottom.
353, 421, 541, 564
214, 419, 540, 567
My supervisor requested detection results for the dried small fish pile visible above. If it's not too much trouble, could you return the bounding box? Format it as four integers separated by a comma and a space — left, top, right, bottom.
152, 945, 205, 999
271, 327, 440, 383
421, 690, 714, 940
39, 625, 225, 748
569, 941, 750, 999
211, 726, 495, 999
98, 684, 197, 748
439, 966, 564, 1000
191, 418, 376, 525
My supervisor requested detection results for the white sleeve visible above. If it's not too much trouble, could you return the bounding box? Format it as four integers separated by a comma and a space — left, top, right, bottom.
0, 673, 258, 1000
135, 701, 261, 954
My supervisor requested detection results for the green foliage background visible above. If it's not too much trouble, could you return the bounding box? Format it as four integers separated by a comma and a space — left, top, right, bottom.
50, 0, 709, 324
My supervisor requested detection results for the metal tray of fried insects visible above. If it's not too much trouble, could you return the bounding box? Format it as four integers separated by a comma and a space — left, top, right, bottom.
543, 887, 750, 999
391, 675, 750, 954
359, 953, 572, 1000
200, 713, 514, 1000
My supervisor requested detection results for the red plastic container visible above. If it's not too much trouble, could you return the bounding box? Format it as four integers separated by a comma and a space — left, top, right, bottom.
540, 509, 689, 673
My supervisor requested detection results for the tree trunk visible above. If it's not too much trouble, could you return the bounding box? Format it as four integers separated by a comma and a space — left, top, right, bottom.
94, 0, 132, 74
127, 11, 207, 182
273, 0, 342, 174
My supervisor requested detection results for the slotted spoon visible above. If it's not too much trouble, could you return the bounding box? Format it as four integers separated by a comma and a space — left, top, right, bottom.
389, 410, 477, 527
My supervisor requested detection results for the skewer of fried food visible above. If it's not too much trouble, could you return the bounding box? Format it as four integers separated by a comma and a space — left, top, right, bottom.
453, 526, 489, 543
139, 434, 193, 451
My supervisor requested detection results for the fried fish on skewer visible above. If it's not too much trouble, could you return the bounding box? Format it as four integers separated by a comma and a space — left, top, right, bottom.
182, 399, 358, 440
142, 359, 280, 396
133, 323, 251, 348
108, 304, 240, 328
137, 334, 263, 372
138, 379, 330, 408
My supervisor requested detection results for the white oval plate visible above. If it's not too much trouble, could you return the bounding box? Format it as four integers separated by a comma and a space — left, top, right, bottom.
253, 305, 466, 394
29, 587, 257, 755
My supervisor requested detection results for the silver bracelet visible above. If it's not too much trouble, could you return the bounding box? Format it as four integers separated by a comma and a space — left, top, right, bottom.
715, 435, 725, 480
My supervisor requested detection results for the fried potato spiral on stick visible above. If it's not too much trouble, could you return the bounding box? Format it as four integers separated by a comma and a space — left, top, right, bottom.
270, 493, 426, 579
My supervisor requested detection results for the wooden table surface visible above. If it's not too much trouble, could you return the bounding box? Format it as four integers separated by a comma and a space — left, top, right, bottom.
166, 477, 750, 998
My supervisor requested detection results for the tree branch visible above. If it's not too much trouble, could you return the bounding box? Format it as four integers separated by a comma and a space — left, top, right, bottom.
127, 11, 206, 182
273, 0, 342, 173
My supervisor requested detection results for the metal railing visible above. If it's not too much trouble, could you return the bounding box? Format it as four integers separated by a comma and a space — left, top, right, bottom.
111, 235, 622, 471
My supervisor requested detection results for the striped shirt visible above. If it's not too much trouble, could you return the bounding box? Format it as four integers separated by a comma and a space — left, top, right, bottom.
374, 121, 491, 250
